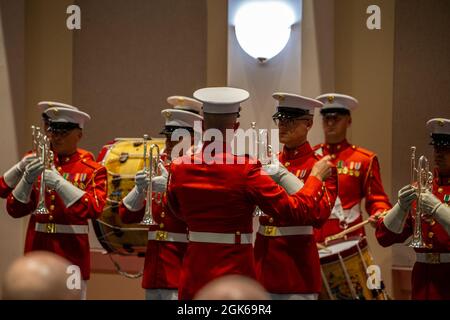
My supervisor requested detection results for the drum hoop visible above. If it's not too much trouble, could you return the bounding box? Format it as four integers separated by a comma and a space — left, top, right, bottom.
319, 237, 368, 264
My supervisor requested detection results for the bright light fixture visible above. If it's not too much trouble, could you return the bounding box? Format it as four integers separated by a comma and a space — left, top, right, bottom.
234, 1, 295, 63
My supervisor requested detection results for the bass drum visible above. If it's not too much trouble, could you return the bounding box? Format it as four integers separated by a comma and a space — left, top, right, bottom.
93, 137, 166, 256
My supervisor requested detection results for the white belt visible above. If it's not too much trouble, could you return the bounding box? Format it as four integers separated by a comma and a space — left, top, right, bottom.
330, 197, 361, 225
416, 252, 450, 264
35, 222, 89, 234
148, 231, 188, 243
188, 231, 253, 244
258, 225, 313, 237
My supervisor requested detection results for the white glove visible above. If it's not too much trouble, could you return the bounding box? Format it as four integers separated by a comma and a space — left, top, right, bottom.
262, 156, 303, 195
134, 169, 149, 192
122, 170, 147, 212
151, 163, 169, 193
433, 203, 450, 236
383, 184, 417, 233
420, 191, 442, 216
44, 169, 85, 207
3, 154, 37, 188
397, 184, 417, 212
420, 191, 450, 236
12, 159, 44, 203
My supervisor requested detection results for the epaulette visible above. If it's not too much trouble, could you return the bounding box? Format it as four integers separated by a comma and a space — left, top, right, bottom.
80, 157, 103, 171
352, 145, 375, 158
78, 148, 95, 161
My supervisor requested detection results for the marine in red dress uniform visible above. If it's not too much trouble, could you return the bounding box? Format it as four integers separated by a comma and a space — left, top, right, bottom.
118, 96, 203, 300
1, 102, 82, 199
376, 118, 450, 300
6, 102, 107, 299
165, 87, 334, 300
313, 93, 392, 243
254, 93, 338, 299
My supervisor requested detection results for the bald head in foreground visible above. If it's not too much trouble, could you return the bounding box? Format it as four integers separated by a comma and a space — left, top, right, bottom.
2, 251, 81, 300
194, 275, 270, 300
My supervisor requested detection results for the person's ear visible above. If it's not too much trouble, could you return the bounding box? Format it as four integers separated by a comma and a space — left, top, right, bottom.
233, 121, 240, 132
306, 119, 313, 131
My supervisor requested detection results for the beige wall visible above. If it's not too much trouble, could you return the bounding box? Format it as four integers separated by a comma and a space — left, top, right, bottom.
334, 0, 396, 295
0, 0, 25, 298
73, 0, 207, 156
207, 0, 228, 87
26, 0, 73, 130
301, 0, 335, 146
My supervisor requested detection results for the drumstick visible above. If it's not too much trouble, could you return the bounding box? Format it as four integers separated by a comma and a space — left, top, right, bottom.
324, 211, 388, 244
316, 242, 332, 253
325, 220, 370, 244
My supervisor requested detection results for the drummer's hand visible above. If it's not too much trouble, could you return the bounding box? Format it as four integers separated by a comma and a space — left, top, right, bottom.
368, 212, 383, 228
151, 163, 169, 193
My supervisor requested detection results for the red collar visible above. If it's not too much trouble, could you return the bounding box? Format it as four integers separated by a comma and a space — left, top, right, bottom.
53, 149, 82, 166
322, 139, 351, 154
282, 142, 313, 160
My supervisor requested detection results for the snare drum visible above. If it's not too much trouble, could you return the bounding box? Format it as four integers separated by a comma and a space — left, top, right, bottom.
318, 236, 387, 300
93, 138, 165, 255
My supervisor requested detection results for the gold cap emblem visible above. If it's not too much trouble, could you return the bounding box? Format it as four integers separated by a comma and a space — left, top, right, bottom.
163, 111, 172, 120
327, 95, 335, 103
274, 94, 285, 102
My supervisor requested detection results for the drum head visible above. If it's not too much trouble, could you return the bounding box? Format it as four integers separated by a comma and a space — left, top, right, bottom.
93, 138, 165, 256
319, 239, 360, 259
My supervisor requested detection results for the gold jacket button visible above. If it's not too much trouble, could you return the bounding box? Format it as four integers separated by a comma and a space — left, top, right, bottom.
48, 215, 54, 221
84, 198, 89, 203
49, 205, 55, 211
437, 187, 443, 193
268, 217, 274, 223
284, 162, 290, 167
159, 223, 164, 229
160, 212, 165, 218
428, 232, 434, 238
236, 231, 241, 235
50, 195, 56, 201
331, 154, 336, 159
430, 219, 436, 226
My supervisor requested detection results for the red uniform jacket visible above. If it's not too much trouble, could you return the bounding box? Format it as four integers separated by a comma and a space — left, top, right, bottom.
6, 149, 106, 280
0, 176, 13, 199
376, 173, 450, 300
313, 140, 392, 242
167, 143, 327, 300
118, 189, 187, 290
255, 142, 338, 294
